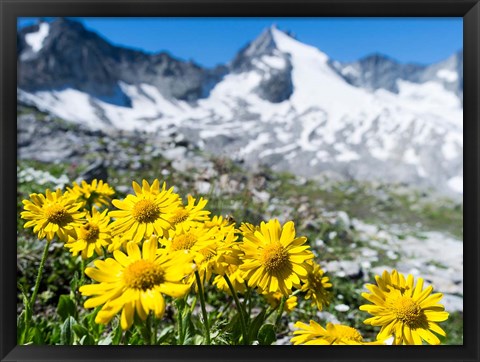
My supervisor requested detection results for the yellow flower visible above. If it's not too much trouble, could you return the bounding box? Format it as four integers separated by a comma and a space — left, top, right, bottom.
291, 321, 383, 345
300, 262, 332, 310
165, 195, 210, 236
79, 237, 195, 330
196, 233, 242, 284
107, 234, 128, 253
160, 224, 233, 287
263, 292, 297, 313
64, 208, 111, 259
109, 180, 181, 243
159, 225, 216, 254
213, 265, 247, 294
360, 269, 449, 345
238, 222, 259, 234
21, 189, 85, 242
239, 219, 314, 295
205, 215, 236, 241
67, 179, 115, 208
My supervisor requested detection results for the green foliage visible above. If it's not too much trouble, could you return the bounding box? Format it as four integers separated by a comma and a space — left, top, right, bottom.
258, 324, 276, 345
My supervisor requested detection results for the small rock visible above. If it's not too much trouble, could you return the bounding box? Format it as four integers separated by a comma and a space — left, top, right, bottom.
79, 159, 108, 182
195, 181, 211, 195
325, 260, 362, 279
334, 304, 350, 312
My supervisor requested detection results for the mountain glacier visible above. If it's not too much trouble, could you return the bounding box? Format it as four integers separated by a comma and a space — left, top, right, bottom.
17, 19, 463, 196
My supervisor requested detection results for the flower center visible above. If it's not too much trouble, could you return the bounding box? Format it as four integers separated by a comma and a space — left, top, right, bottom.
132, 199, 160, 223
333, 325, 363, 342
262, 243, 290, 273
79, 223, 100, 243
44, 204, 73, 226
170, 209, 189, 225
123, 260, 165, 291
392, 296, 423, 326
171, 233, 197, 251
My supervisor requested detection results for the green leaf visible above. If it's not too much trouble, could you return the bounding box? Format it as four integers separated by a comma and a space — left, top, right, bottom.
225, 312, 243, 344
60, 316, 76, 345
72, 324, 88, 338
85, 307, 103, 337
98, 335, 113, 345
17, 311, 26, 344
27, 326, 44, 345
69, 271, 79, 292
18, 284, 32, 322
80, 334, 95, 345
57, 294, 77, 321
248, 310, 266, 343
112, 323, 123, 345
257, 324, 276, 345
157, 325, 174, 345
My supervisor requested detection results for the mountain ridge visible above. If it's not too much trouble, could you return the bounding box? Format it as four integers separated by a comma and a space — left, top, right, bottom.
17, 18, 463, 197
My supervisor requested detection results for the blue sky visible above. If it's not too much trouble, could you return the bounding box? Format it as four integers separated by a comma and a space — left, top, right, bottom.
18, 17, 462, 67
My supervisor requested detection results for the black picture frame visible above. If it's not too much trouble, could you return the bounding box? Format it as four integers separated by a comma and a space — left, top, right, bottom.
1, 1, 479, 361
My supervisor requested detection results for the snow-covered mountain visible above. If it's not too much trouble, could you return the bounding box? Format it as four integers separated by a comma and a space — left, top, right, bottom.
17, 18, 463, 196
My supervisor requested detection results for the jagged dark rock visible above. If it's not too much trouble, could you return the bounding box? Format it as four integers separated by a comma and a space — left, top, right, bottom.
17, 18, 226, 104
230, 26, 294, 103
330, 53, 425, 93
330, 51, 463, 101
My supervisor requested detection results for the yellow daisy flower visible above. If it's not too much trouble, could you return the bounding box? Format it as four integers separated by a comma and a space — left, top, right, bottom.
79, 237, 195, 330
291, 321, 384, 345
263, 292, 297, 313
21, 189, 85, 242
64, 208, 111, 259
194, 228, 241, 283
165, 195, 210, 236
107, 234, 129, 253
238, 222, 259, 234
159, 225, 217, 254
205, 215, 236, 241
205, 215, 234, 228
109, 180, 181, 243
67, 179, 115, 208
213, 265, 247, 294
360, 269, 449, 345
239, 219, 314, 295
300, 261, 332, 310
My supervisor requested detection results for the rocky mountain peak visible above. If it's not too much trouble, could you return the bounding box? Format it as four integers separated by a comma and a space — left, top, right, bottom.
243, 25, 278, 58
230, 25, 294, 71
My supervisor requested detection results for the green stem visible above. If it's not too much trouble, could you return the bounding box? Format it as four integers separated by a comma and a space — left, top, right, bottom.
145, 314, 152, 345
195, 271, 211, 345
275, 296, 287, 330
245, 283, 252, 317
29, 240, 50, 311
264, 305, 277, 320
79, 258, 86, 285
153, 316, 158, 345
177, 300, 185, 345
122, 327, 131, 345
224, 275, 249, 345
216, 298, 233, 319
22, 240, 49, 344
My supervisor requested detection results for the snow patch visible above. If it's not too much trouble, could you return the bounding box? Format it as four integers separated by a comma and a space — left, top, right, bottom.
442, 141, 460, 160
448, 176, 463, 194
437, 69, 458, 82
261, 55, 286, 70
239, 133, 270, 157
25, 23, 50, 52
341, 65, 359, 77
